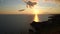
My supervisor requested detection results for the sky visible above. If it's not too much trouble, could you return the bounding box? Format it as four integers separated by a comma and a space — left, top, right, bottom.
0, 0, 60, 14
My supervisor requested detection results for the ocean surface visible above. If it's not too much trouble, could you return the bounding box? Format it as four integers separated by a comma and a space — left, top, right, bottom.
0, 14, 52, 34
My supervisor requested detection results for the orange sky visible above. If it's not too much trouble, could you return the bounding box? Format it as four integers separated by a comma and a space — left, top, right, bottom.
0, 7, 60, 14
0, 0, 60, 14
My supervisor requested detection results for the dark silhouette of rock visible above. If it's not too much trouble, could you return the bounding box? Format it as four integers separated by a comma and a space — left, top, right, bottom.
29, 14, 60, 34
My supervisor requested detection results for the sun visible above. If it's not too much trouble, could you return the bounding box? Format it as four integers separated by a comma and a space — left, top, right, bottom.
33, 9, 39, 22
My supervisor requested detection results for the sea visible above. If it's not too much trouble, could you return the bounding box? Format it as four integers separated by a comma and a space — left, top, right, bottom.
0, 14, 52, 34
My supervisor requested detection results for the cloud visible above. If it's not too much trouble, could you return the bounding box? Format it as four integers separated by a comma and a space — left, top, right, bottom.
44, 0, 60, 3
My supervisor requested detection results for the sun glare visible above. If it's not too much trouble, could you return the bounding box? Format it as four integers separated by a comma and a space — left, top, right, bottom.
33, 9, 39, 22
34, 14, 39, 22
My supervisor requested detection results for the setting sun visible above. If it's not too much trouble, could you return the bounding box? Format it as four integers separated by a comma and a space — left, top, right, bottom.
33, 9, 39, 22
